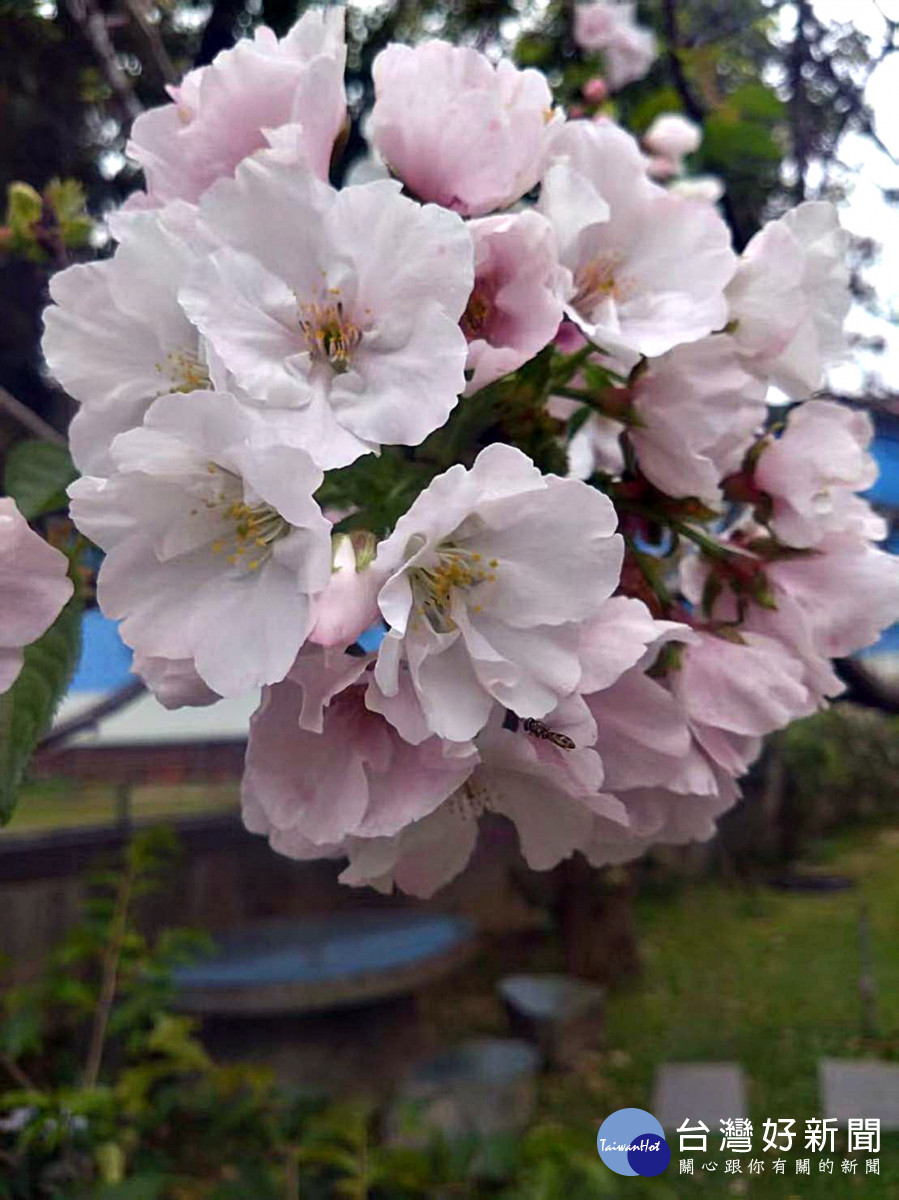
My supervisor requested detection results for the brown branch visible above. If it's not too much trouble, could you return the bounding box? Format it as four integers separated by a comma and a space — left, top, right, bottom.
122, 0, 179, 88
661, 0, 746, 248
835, 658, 899, 715
37, 677, 147, 753
1, 1053, 39, 1093
788, 0, 813, 203
661, 0, 704, 124
64, 0, 143, 121
82, 856, 133, 1089
0, 386, 67, 447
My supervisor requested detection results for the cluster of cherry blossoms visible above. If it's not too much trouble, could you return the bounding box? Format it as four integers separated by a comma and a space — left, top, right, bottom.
34, 6, 899, 897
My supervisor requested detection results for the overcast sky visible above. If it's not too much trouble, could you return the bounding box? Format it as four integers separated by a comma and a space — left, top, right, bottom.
803, 0, 899, 397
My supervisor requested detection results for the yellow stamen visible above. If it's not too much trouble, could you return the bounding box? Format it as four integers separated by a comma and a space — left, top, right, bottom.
158, 347, 211, 394
409, 543, 498, 633
297, 289, 363, 373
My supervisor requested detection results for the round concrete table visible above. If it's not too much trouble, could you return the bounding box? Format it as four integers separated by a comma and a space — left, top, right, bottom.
174, 911, 477, 1016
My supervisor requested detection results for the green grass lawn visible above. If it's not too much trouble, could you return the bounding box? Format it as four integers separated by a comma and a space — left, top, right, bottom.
423, 823, 899, 1197
2, 778, 238, 834
546, 825, 899, 1197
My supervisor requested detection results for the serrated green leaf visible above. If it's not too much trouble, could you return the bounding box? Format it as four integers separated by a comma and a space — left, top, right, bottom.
3, 439, 76, 520
0, 593, 82, 823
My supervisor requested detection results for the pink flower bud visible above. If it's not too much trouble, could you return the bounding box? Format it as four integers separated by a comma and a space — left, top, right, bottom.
308, 534, 382, 649
582, 76, 608, 103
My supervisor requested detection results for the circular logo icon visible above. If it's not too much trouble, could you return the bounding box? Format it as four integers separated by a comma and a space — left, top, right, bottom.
597, 1108, 670, 1177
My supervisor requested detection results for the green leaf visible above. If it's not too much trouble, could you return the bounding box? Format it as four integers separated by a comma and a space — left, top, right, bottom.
5, 182, 42, 236
3, 439, 76, 520
0, 592, 82, 823
45, 177, 92, 250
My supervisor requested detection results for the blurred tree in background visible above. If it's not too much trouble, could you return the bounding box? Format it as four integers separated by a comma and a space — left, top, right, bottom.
1, 0, 896, 440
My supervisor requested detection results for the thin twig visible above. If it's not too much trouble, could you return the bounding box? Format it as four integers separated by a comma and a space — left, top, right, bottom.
1, 1053, 39, 1093
82, 857, 133, 1089
122, 0, 179, 87
0, 387, 67, 447
64, 0, 143, 121
662, 0, 746, 247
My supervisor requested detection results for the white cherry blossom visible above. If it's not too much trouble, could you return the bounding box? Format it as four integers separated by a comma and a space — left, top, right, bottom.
727, 201, 850, 397
540, 120, 736, 360
42, 203, 213, 475
181, 156, 474, 469
754, 400, 880, 548
68, 391, 331, 696
370, 443, 623, 741
573, 3, 657, 91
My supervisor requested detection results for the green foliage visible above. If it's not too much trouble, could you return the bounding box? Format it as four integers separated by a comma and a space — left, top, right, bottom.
44, 179, 93, 251
317, 343, 586, 540
317, 448, 440, 538
3, 440, 77, 521
0, 833, 641, 1198
773, 705, 899, 838
1, 177, 92, 263
5, 183, 43, 240
500, 1124, 615, 1199
0, 589, 82, 824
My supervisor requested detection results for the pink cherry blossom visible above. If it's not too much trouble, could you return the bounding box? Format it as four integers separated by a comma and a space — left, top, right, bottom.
0, 499, 73, 694
760, 533, 899, 665
42, 203, 214, 475
181, 155, 474, 469
242, 647, 477, 852
370, 444, 623, 741
132, 653, 220, 710
684, 529, 899, 703
462, 211, 568, 394
540, 120, 736, 360
68, 391, 332, 697
370, 40, 556, 217
339, 695, 627, 897
629, 335, 767, 504
673, 628, 816, 756
727, 201, 850, 397
754, 400, 880, 548
587, 665, 719, 796
126, 8, 346, 208
573, 3, 657, 91
644, 154, 679, 180
582, 77, 609, 103
643, 113, 702, 170
308, 534, 383, 649
585, 770, 740, 868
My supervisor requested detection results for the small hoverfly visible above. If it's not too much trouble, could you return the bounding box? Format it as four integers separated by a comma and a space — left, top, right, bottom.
502, 710, 576, 751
